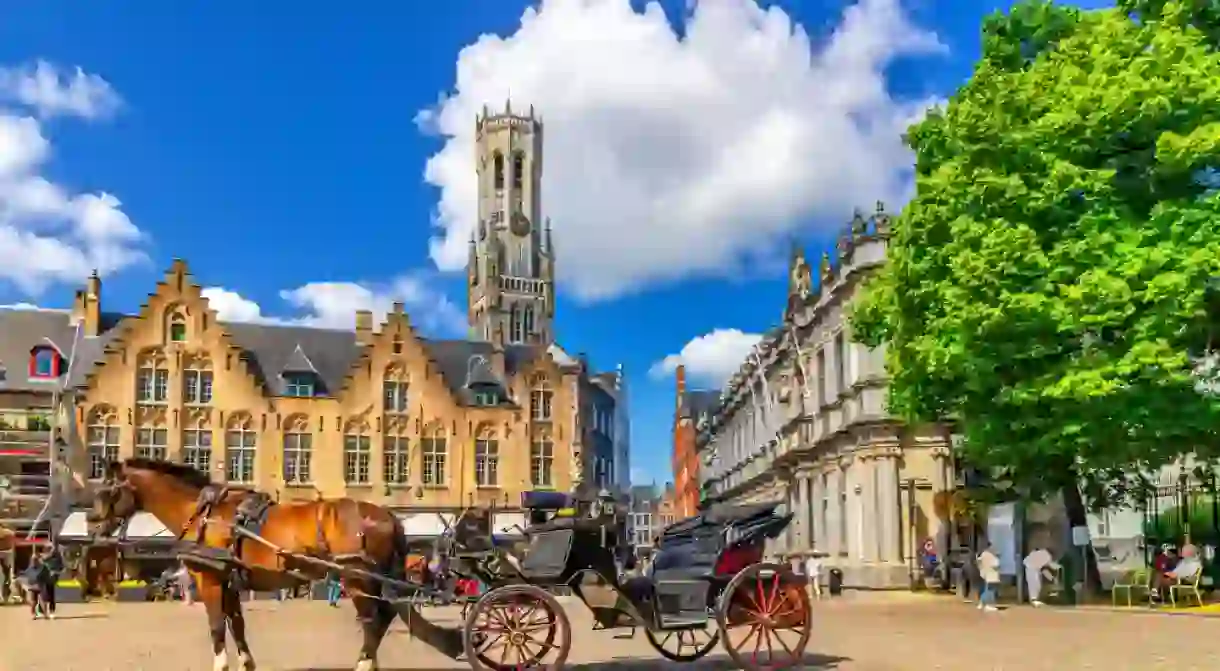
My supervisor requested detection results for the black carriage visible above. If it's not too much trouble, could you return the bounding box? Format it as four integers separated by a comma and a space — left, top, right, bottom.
455, 495, 814, 671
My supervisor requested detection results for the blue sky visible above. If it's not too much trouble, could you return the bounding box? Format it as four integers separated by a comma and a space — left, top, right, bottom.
0, 0, 1107, 485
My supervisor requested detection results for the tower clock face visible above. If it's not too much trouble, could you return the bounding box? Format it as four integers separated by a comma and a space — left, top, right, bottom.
510, 212, 532, 237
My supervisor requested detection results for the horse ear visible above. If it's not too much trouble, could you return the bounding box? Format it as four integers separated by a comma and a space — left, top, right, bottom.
105, 461, 124, 481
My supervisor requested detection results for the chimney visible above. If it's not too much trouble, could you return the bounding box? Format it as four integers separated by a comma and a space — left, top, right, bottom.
81, 270, 101, 337
355, 310, 373, 345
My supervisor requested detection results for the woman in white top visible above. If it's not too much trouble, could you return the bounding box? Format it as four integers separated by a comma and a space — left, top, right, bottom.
804, 552, 824, 600
976, 544, 1001, 612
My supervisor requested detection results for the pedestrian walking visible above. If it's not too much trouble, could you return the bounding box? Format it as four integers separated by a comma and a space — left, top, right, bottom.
1023, 544, 1059, 607
37, 544, 61, 618
976, 544, 1001, 613
176, 563, 195, 605
804, 551, 824, 601
326, 570, 342, 607
20, 555, 50, 619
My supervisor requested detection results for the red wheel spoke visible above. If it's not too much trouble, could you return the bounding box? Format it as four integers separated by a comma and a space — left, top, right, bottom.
772, 625, 797, 659
766, 573, 781, 613
770, 590, 793, 616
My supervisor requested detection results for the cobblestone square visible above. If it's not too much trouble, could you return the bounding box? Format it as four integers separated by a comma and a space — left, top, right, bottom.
2, 595, 1217, 670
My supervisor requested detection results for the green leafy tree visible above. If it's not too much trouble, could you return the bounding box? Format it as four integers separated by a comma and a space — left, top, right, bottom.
852, 0, 1220, 530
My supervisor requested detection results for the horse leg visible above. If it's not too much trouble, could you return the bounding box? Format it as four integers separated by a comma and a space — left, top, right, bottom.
223, 582, 257, 671
195, 572, 231, 671
351, 579, 395, 671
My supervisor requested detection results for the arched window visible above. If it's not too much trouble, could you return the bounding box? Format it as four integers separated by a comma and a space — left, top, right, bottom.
282, 414, 312, 485
509, 305, 524, 343
493, 151, 505, 190
512, 152, 525, 190
382, 363, 409, 414
86, 405, 120, 480
523, 305, 535, 342
168, 310, 187, 343
182, 414, 212, 474
225, 413, 257, 484
530, 374, 553, 421
342, 419, 371, 486
182, 353, 213, 405
136, 348, 169, 404
530, 429, 553, 487
474, 423, 499, 487
421, 424, 447, 486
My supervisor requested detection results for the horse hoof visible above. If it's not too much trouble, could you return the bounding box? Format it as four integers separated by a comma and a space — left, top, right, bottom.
238, 652, 257, 670
212, 651, 229, 671
353, 659, 376, 671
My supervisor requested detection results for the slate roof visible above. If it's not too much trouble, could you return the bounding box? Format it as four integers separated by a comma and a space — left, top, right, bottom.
0, 307, 564, 405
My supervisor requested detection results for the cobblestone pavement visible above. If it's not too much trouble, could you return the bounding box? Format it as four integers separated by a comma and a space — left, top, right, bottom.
1, 595, 1217, 670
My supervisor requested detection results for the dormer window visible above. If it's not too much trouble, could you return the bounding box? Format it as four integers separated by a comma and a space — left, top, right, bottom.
472, 388, 499, 407
283, 373, 316, 398
29, 347, 60, 379
281, 344, 319, 397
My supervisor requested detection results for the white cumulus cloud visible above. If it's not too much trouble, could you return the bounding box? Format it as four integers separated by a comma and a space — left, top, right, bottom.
650, 328, 763, 386
419, 0, 945, 300
202, 273, 467, 337
0, 60, 122, 120
0, 61, 146, 296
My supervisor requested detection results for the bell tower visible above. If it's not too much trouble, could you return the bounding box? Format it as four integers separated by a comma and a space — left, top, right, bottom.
468, 101, 555, 346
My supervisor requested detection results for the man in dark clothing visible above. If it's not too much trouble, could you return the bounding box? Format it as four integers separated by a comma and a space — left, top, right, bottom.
38, 545, 63, 617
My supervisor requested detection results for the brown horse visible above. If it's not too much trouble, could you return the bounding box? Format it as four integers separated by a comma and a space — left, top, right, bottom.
88, 458, 461, 671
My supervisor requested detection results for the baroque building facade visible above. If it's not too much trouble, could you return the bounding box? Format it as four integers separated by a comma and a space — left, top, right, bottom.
0, 104, 627, 541
698, 204, 954, 589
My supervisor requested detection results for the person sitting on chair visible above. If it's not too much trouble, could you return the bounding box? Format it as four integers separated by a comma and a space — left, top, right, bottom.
1168, 544, 1202, 584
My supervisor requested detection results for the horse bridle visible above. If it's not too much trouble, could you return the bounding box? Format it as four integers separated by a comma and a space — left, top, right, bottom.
90, 477, 139, 541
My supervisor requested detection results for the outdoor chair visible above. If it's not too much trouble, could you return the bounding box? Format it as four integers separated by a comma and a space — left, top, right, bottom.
1111, 568, 1151, 607
1169, 570, 1204, 608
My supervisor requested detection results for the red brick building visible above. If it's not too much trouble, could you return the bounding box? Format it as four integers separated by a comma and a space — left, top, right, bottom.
671, 365, 719, 518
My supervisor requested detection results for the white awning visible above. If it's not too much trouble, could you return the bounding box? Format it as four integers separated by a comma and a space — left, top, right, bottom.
395, 512, 454, 538
122, 512, 173, 541
58, 511, 90, 539
492, 512, 526, 538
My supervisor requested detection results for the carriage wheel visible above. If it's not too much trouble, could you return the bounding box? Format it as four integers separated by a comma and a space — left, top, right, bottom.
644, 625, 719, 662
715, 562, 812, 671
463, 584, 570, 670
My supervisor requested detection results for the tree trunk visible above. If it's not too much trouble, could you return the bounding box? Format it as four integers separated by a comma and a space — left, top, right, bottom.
1061, 480, 1103, 594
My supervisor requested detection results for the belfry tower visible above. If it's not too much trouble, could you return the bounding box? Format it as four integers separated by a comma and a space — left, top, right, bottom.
467, 101, 555, 346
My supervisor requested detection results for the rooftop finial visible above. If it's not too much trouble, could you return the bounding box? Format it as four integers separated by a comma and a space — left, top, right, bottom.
505, 97, 512, 114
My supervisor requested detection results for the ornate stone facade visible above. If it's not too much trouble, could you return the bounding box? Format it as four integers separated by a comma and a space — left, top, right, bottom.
698, 203, 953, 589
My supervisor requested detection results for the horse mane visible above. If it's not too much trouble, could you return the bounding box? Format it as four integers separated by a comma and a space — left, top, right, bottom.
121, 457, 214, 489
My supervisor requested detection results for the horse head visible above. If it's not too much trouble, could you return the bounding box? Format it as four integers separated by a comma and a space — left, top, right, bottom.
86, 461, 140, 540
87, 457, 213, 541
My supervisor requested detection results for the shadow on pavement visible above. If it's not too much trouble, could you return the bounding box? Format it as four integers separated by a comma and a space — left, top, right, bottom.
40, 613, 110, 620
569, 652, 849, 669
294, 653, 850, 671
